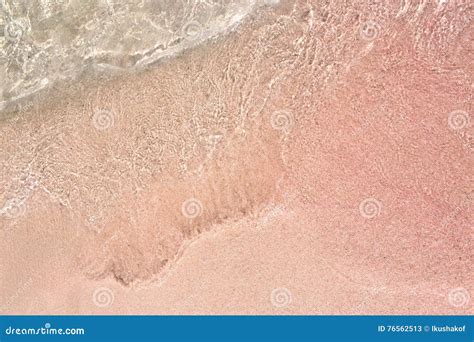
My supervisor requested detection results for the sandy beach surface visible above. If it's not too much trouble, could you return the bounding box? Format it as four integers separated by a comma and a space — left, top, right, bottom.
0, 0, 472, 314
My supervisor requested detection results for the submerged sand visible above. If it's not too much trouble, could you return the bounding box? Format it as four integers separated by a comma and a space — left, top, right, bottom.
0, 0, 472, 314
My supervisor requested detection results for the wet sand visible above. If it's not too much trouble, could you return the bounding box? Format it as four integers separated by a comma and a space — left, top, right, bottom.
0, 0, 473, 314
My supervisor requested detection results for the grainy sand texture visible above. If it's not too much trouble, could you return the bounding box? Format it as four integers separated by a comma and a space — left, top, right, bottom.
0, 0, 473, 314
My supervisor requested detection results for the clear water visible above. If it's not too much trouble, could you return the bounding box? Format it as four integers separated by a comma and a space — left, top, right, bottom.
0, 0, 260, 113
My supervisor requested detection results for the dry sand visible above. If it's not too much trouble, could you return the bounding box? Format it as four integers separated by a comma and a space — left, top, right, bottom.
0, 0, 472, 314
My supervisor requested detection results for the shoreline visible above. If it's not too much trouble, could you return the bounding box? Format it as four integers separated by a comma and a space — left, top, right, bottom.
0, 0, 269, 119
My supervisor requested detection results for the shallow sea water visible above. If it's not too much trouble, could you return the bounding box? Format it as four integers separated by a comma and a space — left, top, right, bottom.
0, 0, 267, 113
